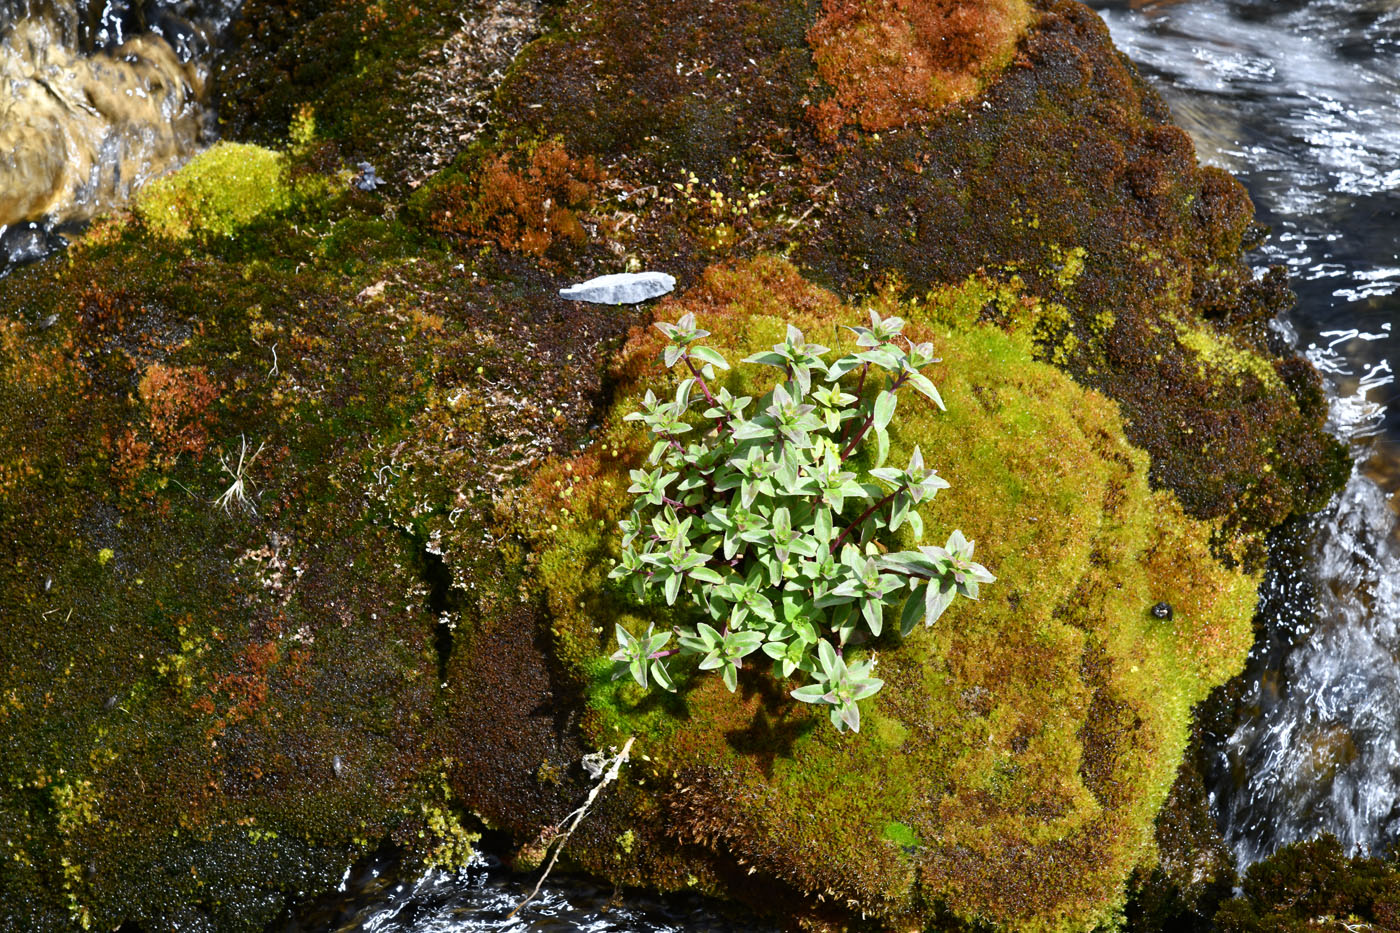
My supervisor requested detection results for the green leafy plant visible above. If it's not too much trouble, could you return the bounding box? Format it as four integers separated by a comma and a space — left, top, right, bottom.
608, 311, 995, 732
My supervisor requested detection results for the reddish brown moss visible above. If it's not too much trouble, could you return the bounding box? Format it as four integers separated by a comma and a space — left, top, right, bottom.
423, 140, 601, 257
137, 363, 220, 464
808, 0, 1034, 139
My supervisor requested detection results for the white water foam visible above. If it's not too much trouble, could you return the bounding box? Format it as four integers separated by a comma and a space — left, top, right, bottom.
1215, 326, 1399, 865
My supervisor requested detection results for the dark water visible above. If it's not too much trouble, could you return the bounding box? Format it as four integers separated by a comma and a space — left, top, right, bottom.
1091, 0, 1400, 440
0, 0, 240, 57
279, 850, 770, 933
1090, 0, 1400, 867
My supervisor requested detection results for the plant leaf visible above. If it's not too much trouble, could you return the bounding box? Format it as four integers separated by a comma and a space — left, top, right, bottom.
650, 659, 676, 692
689, 566, 725, 585
907, 372, 945, 410
873, 390, 897, 432
791, 684, 830, 703
861, 597, 883, 637
924, 579, 956, 626
689, 345, 730, 370
900, 585, 927, 636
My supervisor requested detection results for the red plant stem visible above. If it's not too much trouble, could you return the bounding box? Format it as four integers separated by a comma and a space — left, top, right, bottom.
829, 486, 904, 553
838, 372, 908, 460
685, 353, 737, 438
683, 355, 717, 406
839, 362, 871, 448
839, 414, 875, 460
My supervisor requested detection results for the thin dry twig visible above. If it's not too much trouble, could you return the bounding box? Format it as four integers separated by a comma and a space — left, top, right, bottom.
508, 737, 635, 919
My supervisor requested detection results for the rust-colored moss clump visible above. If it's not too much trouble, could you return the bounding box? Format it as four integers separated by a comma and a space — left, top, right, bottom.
528, 257, 1258, 931
808, 0, 1034, 139
422, 140, 601, 256
137, 363, 220, 464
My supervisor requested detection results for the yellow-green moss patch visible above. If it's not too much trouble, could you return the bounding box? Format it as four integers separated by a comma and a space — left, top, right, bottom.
1173, 316, 1284, 392
135, 142, 300, 240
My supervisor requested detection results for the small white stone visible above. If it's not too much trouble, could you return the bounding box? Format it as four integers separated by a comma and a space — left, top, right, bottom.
559, 271, 676, 305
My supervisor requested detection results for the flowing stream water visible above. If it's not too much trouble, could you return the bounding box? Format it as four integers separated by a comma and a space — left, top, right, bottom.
1090, 0, 1400, 867
0, 0, 237, 263
276, 849, 769, 933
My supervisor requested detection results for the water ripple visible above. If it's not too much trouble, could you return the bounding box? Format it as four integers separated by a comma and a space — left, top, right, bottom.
1093, 0, 1400, 866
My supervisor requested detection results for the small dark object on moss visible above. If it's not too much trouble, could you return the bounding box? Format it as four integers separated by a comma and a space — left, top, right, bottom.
1152, 601, 1173, 620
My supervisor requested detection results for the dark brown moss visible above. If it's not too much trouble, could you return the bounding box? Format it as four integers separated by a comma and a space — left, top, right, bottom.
1125, 756, 1237, 933
1211, 837, 1400, 933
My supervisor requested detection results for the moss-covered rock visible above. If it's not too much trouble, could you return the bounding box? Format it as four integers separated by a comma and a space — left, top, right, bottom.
483, 0, 1346, 541
0, 150, 608, 930
0, 0, 1352, 927
522, 256, 1257, 930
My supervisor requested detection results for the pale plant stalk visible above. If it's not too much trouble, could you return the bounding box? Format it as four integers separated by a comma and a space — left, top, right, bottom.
509, 737, 635, 919
214, 434, 266, 514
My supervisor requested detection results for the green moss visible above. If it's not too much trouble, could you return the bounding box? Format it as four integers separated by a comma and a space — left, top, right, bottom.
531, 258, 1258, 931
883, 821, 920, 849
135, 142, 309, 241
1173, 316, 1283, 392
